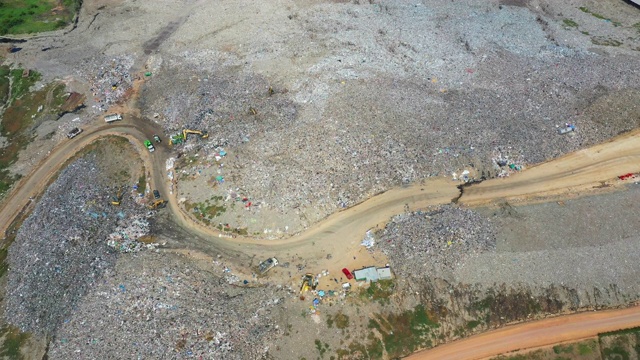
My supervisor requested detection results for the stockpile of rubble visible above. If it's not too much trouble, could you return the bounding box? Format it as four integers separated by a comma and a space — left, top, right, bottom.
4, 154, 148, 335
47, 252, 286, 360
375, 205, 497, 277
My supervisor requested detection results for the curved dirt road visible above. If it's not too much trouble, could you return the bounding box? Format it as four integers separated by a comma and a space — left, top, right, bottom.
406, 306, 640, 360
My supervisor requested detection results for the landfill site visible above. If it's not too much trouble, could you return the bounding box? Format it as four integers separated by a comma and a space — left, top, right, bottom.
0, 0, 640, 359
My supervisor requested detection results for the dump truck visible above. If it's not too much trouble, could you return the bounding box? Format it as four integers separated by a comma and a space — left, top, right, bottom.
258, 257, 278, 274
144, 140, 155, 152
148, 199, 167, 210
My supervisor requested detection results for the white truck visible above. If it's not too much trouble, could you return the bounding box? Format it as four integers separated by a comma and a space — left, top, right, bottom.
104, 113, 122, 123
258, 258, 279, 274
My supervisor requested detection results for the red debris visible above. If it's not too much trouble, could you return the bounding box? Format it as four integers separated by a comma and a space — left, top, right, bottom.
619, 173, 634, 180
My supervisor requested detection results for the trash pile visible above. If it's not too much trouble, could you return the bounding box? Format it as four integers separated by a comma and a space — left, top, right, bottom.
47, 251, 286, 360
82, 55, 135, 111
375, 205, 497, 277
107, 215, 155, 253
4, 154, 148, 335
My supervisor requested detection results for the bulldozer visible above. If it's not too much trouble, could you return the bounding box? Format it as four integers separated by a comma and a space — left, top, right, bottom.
299, 273, 318, 294
111, 188, 123, 206
148, 199, 167, 210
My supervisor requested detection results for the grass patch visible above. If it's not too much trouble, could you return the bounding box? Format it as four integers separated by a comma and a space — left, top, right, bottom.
136, 174, 146, 194
333, 312, 349, 330
563, 19, 579, 28
0, 325, 30, 359
552, 344, 573, 354
591, 36, 623, 47
578, 339, 597, 355
360, 279, 395, 305
0, 70, 52, 197
368, 304, 439, 358
9, 69, 40, 104
578, 6, 621, 26
314, 339, 329, 358
0, 65, 10, 106
600, 326, 640, 337
0, 0, 81, 35
466, 320, 481, 330
634, 22, 640, 33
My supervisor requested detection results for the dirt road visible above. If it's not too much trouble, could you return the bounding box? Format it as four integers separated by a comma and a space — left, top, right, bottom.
460, 129, 640, 206
406, 306, 640, 360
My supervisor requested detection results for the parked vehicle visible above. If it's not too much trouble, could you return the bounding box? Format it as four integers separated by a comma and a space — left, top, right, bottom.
342, 268, 354, 280
144, 140, 155, 152
104, 113, 122, 123
153, 135, 161, 143
258, 258, 278, 274
153, 190, 160, 199
67, 127, 82, 139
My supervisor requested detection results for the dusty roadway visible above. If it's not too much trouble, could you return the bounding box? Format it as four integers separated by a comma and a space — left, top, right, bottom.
406, 305, 640, 360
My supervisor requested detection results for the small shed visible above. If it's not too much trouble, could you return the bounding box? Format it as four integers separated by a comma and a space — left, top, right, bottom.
376, 267, 393, 280
354, 267, 379, 282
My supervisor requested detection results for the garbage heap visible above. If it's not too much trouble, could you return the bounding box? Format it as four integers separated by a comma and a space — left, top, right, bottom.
375, 205, 497, 277
4, 154, 148, 335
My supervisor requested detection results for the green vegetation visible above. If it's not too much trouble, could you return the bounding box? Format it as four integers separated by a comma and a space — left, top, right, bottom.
137, 174, 146, 195
563, 19, 579, 28
187, 196, 226, 222
591, 36, 623, 47
0, 68, 51, 196
360, 280, 395, 305
466, 320, 481, 330
634, 23, 640, 33
315, 339, 329, 358
0, 0, 81, 35
599, 326, 640, 360
552, 344, 573, 354
578, 7, 621, 27
364, 305, 439, 358
578, 340, 596, 355
0, 325, 30, 359
333, 312, 350, 330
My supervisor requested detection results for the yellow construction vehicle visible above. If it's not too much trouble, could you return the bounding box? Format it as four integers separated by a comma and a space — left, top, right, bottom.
183, 129, 209, 141
148, 199, 167, 210
111, 188, 123, 206
299, 273, 318, 294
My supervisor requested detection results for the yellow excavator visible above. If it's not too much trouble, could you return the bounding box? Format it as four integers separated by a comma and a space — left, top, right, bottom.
183, 129, 209, 140
169, 129, 209, 145
299, 273, 318, 294
148, 200, 167, 210
111, 188, 123, 206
